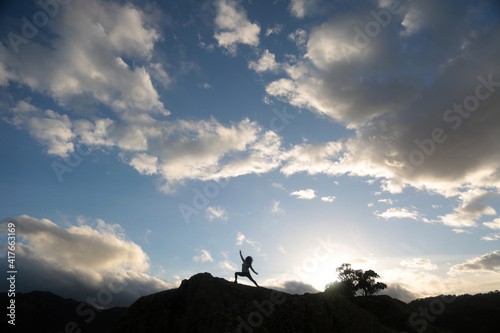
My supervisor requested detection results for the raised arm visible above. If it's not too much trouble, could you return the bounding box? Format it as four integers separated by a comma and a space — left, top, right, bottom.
239, 250, 244, 262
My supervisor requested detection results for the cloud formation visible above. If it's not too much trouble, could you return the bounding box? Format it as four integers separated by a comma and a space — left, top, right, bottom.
484, 218, 500, 230
6, 99, 283, 192
290, 189, 316, 200
205, 206, 228, 221
218, 260, 237, 271
1, 0, 166, 115
321, 196, 335, 203
400, 258, 437, 271
271, 200, 285, 214
265, 0, 500, 229
450, 251, 500, 273
236, 232, 264, 256
376, 207, 419, 220
1, 0, 499, 235
213, 0, 260, 55
193, 249, 214, 263
436, 189, 497, 228
0, 215, 171, 307
7, 101, 75, 157
1, 0, 284, 194
248, 50, 279, 73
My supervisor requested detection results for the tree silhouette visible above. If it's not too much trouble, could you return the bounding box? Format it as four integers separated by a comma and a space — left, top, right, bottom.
358, 269, 387, 296
325, 263, 387, 297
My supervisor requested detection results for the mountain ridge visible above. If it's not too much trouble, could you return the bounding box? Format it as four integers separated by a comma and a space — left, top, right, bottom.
2, 272, 500, 332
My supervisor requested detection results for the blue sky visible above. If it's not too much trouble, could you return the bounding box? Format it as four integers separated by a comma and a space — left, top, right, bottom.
1, 0, 500, 306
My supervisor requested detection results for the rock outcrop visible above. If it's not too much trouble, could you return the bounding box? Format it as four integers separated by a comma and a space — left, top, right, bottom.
110, 272, 398, 332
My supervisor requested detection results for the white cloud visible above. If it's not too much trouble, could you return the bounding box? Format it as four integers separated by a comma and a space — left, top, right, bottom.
350, 255, 377, 265
114, 117, 283, 193
218, 260, 237, 271
376, 207, 419, 220
155, 118, 283, 193
400, 258, 438, 271
400, 6, 423, 37
381, 268, 463, 301
265, 24, 283, 37
437, 189, 497, 228
481, 233, 500, 241
193, 249, 214, 263
73, 117, 115, 148
213, 0, 260, 55
290, 189, 316, 200
452, 228, 472, 234
272, 183, 284, 190
281, 142, 343, 176
0, 0, 166, 115
149, 63, 172, 88
236, 232, 263, 255
7, 105, 285, 194
141, 229, 152, 244
378, 199, 394, 205
7, 103, 74, 158
271, 200, 285, 214
288, 28, 307, 48
484, 218, 500, 230
248, 49, 279, 73
205, 206, 228, 221
128, 153, 159, 175
287, 0, 327, 19
288, 0, 306, 18
450, 251, 500, 273
0, 215, 171, 307
321, 196, 335, 203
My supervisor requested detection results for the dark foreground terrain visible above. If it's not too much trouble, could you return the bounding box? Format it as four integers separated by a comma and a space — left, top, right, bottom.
2, 272, 499, 332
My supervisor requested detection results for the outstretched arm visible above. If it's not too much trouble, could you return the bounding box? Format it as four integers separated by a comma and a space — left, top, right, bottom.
239, 250, 244, 262
250, 266, 258, 275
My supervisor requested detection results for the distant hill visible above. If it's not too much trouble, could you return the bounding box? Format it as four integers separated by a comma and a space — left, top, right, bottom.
3, 273, 500, 332
0, 290, 126, 333
407, 292, 500, 333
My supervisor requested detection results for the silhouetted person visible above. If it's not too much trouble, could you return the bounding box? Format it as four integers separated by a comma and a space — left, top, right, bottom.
234, 250, 259, 287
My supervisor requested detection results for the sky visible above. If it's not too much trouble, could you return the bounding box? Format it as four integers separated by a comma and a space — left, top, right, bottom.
0, 0, 499, 307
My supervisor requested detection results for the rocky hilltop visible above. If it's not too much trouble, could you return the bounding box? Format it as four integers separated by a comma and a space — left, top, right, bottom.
110, 272, 412, 333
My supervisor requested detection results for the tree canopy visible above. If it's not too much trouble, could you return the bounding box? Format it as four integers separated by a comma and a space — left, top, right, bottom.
325, 263, 387, 297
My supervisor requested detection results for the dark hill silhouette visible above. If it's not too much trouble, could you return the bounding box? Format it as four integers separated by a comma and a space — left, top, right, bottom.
0, 290, 126, 333
109, 272, 397, 333
408, 292, 500, 333
2, 273, 499, 332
